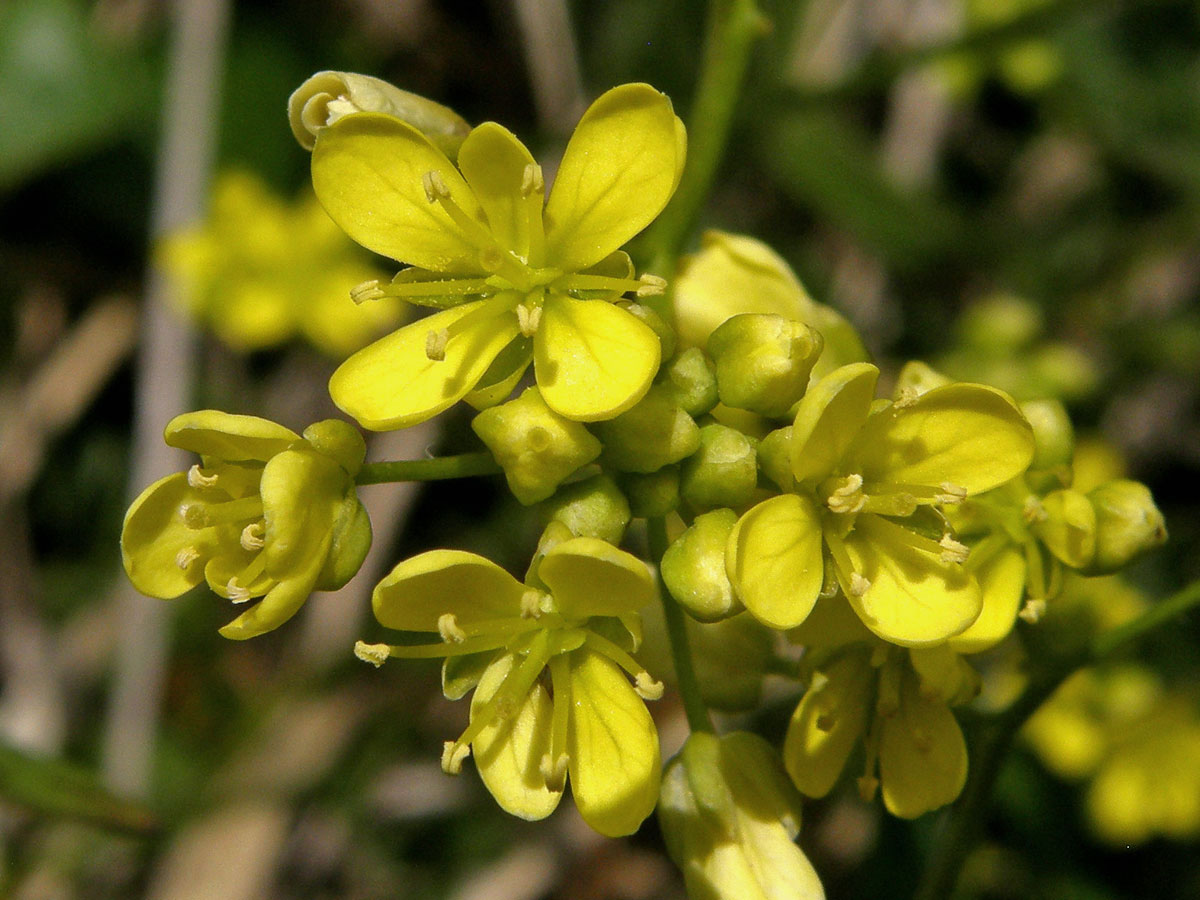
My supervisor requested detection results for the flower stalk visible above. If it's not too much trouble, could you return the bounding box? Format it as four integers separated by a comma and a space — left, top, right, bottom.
355, 452, 502, 485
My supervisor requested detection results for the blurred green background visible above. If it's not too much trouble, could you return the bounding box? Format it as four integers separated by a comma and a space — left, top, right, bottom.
1, 0, 1197, 897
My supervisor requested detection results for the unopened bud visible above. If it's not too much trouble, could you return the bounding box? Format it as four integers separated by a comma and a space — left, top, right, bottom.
619, 467, 680, 518
680, 423, 758, 513
708, 314, 823, 418
659, 347, 718, 417
542, 474, 631, 544
1032, 489, 1096, 569
661, 509, 741, 622
1084, 480, 1167, 574
1020, 398, 1075, 474
593, 384, 700, 473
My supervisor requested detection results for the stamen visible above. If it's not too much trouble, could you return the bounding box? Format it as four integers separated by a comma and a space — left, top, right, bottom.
876, 659, 902, 718
861, 492, 919, 516
515, 302, 542, 337
635, 671, 664, 701
187, 464, 219, 489
520, 162, 544, 197
226, 578, 252, 604
354, 641, 391, 667
539, 752, 569, 792
422, 169, 450, 203
1019, 597, 1046, 624
425, 328, 449, 361
557, 273, 646, 296
546, 654, 572, 792
181, 496, 264, 529
240, 521, 266, 551
582, 632, 661, 692
175, 546, 201, 570
636, 273, 667, 297
441, 740, 471, 775
520, 588, 550, 619
893, 387, 920, 409
937, 482, 969, 505
849, 573, 871, 597
350, 279, 385, 304
438, 613, 468, 644
938, 534, 970, 565
421, 170, 508, 261
1022, 495, 1048, 524
827, 474, 866, 514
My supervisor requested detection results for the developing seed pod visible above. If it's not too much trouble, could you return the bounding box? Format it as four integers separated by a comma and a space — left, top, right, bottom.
680, 423, 758, 512
1085, 480, 1168, 574
661, 509, 741, 622
707, 314, 823, 418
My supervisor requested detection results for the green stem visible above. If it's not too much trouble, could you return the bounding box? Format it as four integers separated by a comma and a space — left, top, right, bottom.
916, 577, 1200, 900
355, 452, 501, 485
642, 0, 767, 293
648, 517, 714, 734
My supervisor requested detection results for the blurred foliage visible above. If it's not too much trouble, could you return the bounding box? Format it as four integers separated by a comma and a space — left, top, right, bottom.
0, 0, 1198, 898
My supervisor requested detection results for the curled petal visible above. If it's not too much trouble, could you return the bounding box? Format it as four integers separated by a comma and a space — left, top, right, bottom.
457, 122, 542, 261
218, 548, 327, 640
121, 473, 217, 599
372, 550, 526, 632
568, 650, 661, 837
727, 495, 825, 630
534, 296, 660, 421
330, 301, 522, 430
545, 83, 683, 272
537, 537, 655, 621
789, 363, 878, 485
164, 410, 298, 461
260, 447, 347, 577
879, 675, 968, 818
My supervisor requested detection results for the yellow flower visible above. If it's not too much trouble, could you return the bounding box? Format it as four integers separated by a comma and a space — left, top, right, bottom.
158, 170, 401, 356
355, 528, 662, 837
313, 83, 686, 429
728, 362, 1034, 646
121, 413, 371, 639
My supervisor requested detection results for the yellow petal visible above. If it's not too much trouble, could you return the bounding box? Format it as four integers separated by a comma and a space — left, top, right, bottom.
843, 516, 982, 647
372, 549, 526, 632
727, 495, 825, 630
783, 649, 873, 798
852, 383, 1034, 495
879, 675, 968, 818
1033, 488, 1097, 569
121, 473, 216, 598
311, 113, 484, 271
568, 649, 660, 836
330, 302, 522, 430
164, 410, 298, 461
471, 653, 563, 821
260, 447, 345, 577
789, 363, 878, 484
456, 122, 542, 261
218, 549, 326, 640
947, 548, 1026, 654
537, 537, 655, 620
544, 84, 682, 272
534, 296, 660, 421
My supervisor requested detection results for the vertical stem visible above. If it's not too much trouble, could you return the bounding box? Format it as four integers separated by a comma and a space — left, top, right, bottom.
648, 517, 713, 734
103, 0, 231, 797
643, 0, 767, 291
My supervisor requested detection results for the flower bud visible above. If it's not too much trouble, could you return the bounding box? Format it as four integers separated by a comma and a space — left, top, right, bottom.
592, 384, 700, 473
542, 474, 631, 544
289, 71, 470, 154
660, 731, 824, 900
1032, 488, 1096, 569
661, 509, 741, 622
708, 314, 823, 418
471, 388, 602, 505
1084, 480, 1168, 574
301, 418, 366, 476
680, 424, 758, 512
756, 426, 794, 492
1020, 398, 1074, 474
958, 293, 1043, 354
621, 301, 677, 361
619, 467, 680, 518
660, 347, 719, 417
893, 360, 952, 398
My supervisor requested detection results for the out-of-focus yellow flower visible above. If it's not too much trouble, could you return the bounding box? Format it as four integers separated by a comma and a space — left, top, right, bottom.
355, 526, 662, 837
314, 83, 686, 429
158, 170, 401, 357
121, 412, 371, 639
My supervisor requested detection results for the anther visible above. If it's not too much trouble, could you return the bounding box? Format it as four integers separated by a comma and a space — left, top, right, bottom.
354, 641, 391, 668
422, 170, 451, 203
441, 741, 471, 775
187, 464, 218, 489
636, 273, 667, 297
438, 613, 468, 644
226, 577, 252, 604
936, 482, 968, 505
520, 162, 544, 197
893, 387, 920, 409
939, 534, 970, 565
1022, 495, 1048, 524
516, 302, 542, 337
181, 503, 210, 529
350, 279, 386, 304
1018, 597, 1046, 624
425, 328, 449, 361
828, 474, 866, 514
520, 588, 548, 619
849, 572, 871, 597
809, 671, 830, 692
635, 671, 664, 701
240, 521, 266, 551
175, 546, 201, 570
539, 752, 569, 791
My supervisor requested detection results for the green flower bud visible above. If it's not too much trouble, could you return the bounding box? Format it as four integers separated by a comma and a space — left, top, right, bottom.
1032, 489, 1096, 569
301, 419, 367, 476
708, 314, 823, 418
660, 732, 823, 900
1020, 398, 1074, 474
620, 467, 681, 518
593, 384, 701, 473
620, 300, 677, 361
958, 294, 1043, 353
543, 474, 631, 544
756, 426, 794, 492
289, 71, 470, 154
660, 347, 719, 417
661, 509, 741, 622
893, 360, 952, 398
680, 424, 758, 512
1085, 480, 1168, 574
471, 388, 602, 505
